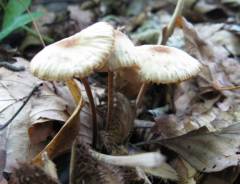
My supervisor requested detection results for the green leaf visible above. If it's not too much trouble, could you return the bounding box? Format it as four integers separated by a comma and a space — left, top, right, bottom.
3, 0, 32, 28
0, 12, 43, 41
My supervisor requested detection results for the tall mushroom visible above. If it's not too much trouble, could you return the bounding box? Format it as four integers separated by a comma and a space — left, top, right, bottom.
101, 30, 139, 128
30, 22, 115, 147
135, 45, 201, 108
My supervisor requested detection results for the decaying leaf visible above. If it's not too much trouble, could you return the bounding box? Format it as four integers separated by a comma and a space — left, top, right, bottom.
31, 80, 83, 166
0, 58, 80, 175
159, 123, 240, 172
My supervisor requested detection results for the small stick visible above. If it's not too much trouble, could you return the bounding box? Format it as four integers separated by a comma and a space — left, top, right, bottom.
106, 71, 114, 129
158, 0, 185, 45
213, 83, 240, 91
135, 83, 149, 109
0, 84, 41, 130
81, 78, 98, 148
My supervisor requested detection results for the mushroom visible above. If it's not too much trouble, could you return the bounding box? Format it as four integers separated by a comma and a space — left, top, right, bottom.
135, 45, 202, 108
101, 30, 139, 128
30, 22, 115, 147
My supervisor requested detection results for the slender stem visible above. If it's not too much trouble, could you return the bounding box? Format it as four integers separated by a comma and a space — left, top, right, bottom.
32, 79, 83, 166
106, 71, 114, 129
135, 83, 148, 109
158, 0, 185, 45
81, 78, 97, 148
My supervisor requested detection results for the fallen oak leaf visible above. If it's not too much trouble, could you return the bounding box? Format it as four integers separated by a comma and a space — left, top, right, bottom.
150, 123, 240, 172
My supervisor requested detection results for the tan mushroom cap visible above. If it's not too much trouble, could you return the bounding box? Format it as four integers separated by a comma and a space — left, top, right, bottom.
107, 30, 138, 71
136, 45, 201, 84
30, 22, 114, 80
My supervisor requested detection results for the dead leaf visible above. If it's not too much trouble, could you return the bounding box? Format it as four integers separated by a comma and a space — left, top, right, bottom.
32, 79, 83, 166
0, 58, 71, 175
159, 123, 240, 172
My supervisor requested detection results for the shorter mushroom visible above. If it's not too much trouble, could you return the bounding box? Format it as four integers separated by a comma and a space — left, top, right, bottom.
135, 45, 202, 108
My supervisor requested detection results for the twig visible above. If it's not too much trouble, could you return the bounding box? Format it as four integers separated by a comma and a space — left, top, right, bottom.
0, 84, 42, 130
158, 0, 185, 45
135, 83, 149, 109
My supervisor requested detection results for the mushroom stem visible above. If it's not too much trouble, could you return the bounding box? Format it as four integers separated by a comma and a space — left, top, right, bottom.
106, 71, 114, 129
81, 78, 98, 148
136, 83, 149, 109
89, 149, 165, 168
32, 79, 83, 166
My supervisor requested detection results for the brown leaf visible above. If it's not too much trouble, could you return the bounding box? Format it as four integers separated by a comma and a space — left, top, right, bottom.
0, 58, 71, 175
31, 80, 83, 166
160, 123, 240, 172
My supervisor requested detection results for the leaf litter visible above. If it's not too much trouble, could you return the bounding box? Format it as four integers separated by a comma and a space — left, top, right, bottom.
0, 0, 240, 184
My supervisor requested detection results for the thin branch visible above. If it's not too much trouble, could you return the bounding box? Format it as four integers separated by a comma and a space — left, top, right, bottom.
0, 84, 42, 130
158, 0, 185, 45
135, 83, 149, 109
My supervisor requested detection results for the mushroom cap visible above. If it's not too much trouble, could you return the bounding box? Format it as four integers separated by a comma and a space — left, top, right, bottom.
107, 30, 138, 71
136, 45, 201, 84
30, 22, 114, 80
